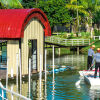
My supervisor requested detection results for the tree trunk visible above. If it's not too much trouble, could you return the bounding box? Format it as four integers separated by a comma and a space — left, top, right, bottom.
86, 23, 90, 32
90, 27, 93, 38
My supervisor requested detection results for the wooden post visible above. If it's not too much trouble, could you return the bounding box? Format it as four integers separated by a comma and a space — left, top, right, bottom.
53, 45, 55, 78
45, 49, 47, 82
6, 57, 8, 89
11, 68, 13, 78
45, 49, 47, 100
32, 40, 33, 71
52, 45, 55, 100
19, 39, 22, 95
93, 36, 95, 40
39, 54, 42, 99
99, 36, 100, 40
65, 39, 67, 46
72, 39, 73, 46
82, 39, 84, 45
1, 88, 4, 99
58, 48, 60, 56
11, 85, 14, 100
29, 58, 31, 99
77, 47, 79, 55
16, 53, 18, 93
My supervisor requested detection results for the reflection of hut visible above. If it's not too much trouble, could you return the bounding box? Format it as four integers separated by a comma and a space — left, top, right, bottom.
0, 9, 51, 77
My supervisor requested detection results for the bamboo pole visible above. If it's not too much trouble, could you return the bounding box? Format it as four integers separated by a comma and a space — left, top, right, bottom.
45, 49, 47, 82
19, 39, 22, 95
6, 57, 8, 89
28, 58, 31, 99
52, 45, 55, 100
39, 54, 42, 100
52, 45, 54, 79
45, 49, 47, 99
16, 53, 18, 93
11, 85, 13, 100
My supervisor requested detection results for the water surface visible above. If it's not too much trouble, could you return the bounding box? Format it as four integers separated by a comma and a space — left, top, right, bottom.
2, 54, 100, 100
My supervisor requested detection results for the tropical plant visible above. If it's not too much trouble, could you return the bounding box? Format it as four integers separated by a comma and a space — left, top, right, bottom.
22, 0, 36, 8
66, 0, 100, 37
66, 0, 89, 33
93, 10, 100, 29
80, 0, 100, 23
80, 0, 100, 37
36, 0, 72, 32
0, 0, 23, 8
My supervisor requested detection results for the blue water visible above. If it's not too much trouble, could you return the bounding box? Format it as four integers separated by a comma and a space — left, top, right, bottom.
1, 54, 100, 100
44, 55, 100, 100
46, 71, 90, 100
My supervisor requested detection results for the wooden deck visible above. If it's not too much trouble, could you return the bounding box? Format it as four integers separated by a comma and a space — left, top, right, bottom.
45, 36, 90, 47
0, 70, 6, 79
0, 69, 38, 80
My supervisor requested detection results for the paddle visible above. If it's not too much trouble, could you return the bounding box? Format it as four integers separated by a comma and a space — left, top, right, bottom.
87, 64, 95, 71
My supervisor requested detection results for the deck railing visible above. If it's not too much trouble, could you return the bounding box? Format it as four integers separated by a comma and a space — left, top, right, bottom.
0, 82, 31, 100
45, 36, 90, 46
93, 36, 100, 40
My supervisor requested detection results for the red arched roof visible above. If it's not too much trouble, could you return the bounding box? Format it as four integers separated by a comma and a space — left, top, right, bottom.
0, 8, 51, 39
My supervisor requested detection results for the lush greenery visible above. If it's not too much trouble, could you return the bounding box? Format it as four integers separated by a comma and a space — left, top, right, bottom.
81, 39, 100, 54
21, 0, 100, 36
36, 0, 72, 31
21, 0, 35, 8
0, 0, 100, 54
0, 0, 23, 8
0, 0, 100, 35
47, 48, 73, 58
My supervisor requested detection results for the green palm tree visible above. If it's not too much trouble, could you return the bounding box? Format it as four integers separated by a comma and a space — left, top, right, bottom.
0, 0, 23, 8
66, 0, 89, 33
80, 0, 100, 37
66, 0, 100, 37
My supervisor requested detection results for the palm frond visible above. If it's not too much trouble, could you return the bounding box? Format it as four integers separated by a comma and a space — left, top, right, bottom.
66, 4, 84, 10
70, 0, 77, 4
66, 4, 89, 16
78, 9, 89, 16
95, 6, 100, 11
0, 0, 23, 8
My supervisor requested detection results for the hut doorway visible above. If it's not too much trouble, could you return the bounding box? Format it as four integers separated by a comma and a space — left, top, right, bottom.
0, 41, 7, 67
28, 39, 37, 72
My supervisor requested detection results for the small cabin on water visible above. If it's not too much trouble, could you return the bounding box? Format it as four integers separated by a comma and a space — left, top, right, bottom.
0, 8, 51, 77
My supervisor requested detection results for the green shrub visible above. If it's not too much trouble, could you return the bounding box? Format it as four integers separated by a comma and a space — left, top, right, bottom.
94, 29, 100, 36
68, 33, 74, 39
85, 32, 90, 38
78, 32, 90, 38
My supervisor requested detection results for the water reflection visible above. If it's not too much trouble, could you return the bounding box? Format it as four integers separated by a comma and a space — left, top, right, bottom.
5, 78, 44, 100
75, 76, 100, 100
89, 86, 100, 100
2, 54, 100, 100
47, 55, 87, 70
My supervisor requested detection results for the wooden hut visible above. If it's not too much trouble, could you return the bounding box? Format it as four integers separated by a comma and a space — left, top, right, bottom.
0, 9, 51, 77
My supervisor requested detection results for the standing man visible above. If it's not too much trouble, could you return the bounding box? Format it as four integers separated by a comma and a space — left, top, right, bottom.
92, 48, 100, 78
87, 45, 95, 70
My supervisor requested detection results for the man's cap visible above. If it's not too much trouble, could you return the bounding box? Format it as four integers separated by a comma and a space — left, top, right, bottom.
97, 48, 100, 52
92, 45, 95, 48
97, 48, 100, 50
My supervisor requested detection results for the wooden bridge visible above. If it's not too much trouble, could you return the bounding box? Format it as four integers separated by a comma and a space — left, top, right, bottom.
45, 36, 90, 47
